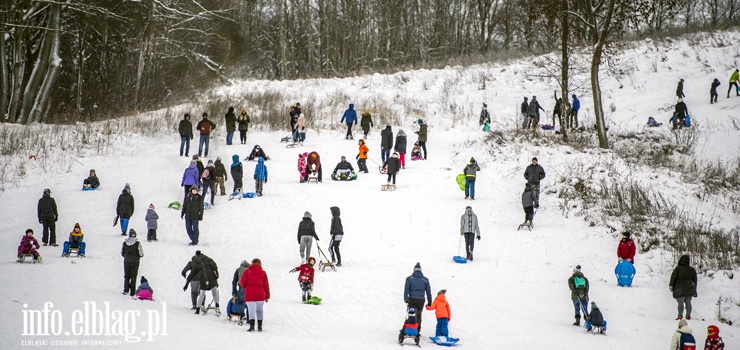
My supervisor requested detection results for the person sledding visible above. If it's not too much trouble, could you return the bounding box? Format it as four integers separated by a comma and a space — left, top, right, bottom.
584, 302, 607, 334
303, 151, 322, 183
246, 145, 270, 161
289, 257, 316, 303
410, 142, 423, 161
398, 307, 420, 345
83, 169, 100, 189
62, 223, 86, 257
426, 289, 451, 337
135, 276, 154, 300
331, 156, 357, 181
17, 229, 42, 263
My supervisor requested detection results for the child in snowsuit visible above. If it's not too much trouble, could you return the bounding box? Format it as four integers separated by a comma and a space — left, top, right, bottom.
383, 152, 401, 184
585, 302, 607, 333
254, 157, 268, 197
83, 169, 100, 189
426, 289, 451, 337
230, 155, 243, 193
704, 325, 725, 350
62, 223, 86, 257
145, 204, 159, 242
135, 276, 154, 300
289, 257, 315, 302
410, 142, 423, 160
521, 183, 537, 226
398, 307, 420, 344
18, 229, 41, 262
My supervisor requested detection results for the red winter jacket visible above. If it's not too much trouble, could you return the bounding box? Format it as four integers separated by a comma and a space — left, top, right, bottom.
617, 239, 636, 262
240, 264, 270, 302
291, 263, 315, 284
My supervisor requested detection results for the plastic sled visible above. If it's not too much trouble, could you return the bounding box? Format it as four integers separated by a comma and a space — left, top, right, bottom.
305, 296, 322, 305
541, 124, 555, 130
430, 336, 460, 346
585, 320, 607, 335
685, 114, 691, 127
82, 186, 98, 191
167, 201, 181, 210
453, 256, 468, 264
135, 290, 154, 301
17, 254, 42, 264
615, 261, 636, 287
456, 174, 466, 191
330, 172, 357, 181
229, 189, 243, 200
243, 192, 256, 198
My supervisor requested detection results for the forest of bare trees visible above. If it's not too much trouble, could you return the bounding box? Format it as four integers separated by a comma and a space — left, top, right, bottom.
1, 0, 737, 125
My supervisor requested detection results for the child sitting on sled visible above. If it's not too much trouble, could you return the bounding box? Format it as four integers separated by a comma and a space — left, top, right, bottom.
83, 169, 100, 189
289, 257, 315, 303
585, 302, 607, 333
62, 223, 86, 257
135, 276, 154, 300
18, 229, 41, 262
398, 307, 420, 344
410, 142, 423, 160
426, 289, 451, 337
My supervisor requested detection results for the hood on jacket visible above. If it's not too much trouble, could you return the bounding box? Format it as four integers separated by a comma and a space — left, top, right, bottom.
678, 255, 690, 266
385, 125, 392, 130
330, 206, 341, 217
124, 236, 138, 246
240, 260, 251, 268
434, 294, 447, 303
465, 206, 474, 216
677, 324, 693, 334
189, 160, 197, 168
124, 183, 131, 194
228, 106, 234, 113
572, 271, 585, 278
232, 155, 240, 164
398, 130, 406, 136
349, 103, 354, 110
469, 157, 475, 164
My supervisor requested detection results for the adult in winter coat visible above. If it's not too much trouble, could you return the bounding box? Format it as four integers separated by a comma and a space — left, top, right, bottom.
380, 125, 394, 162
297, 212, 319, 263
463, 157, 481, 200
704, 325, 725, 350
185, 250, 220, 315
329, 206, 343, 266
383, 152, 401, 185
404, 263, 433, 334
360, 109, 374, 138
246, 145, 270, 161
520, 97, 529, 129
231, 260, 250, 324
121, 229, 144, 297
670, 254, 698, 320
294, 113, 307, 144
237, 107, 250, 144
214, 157, 228, 196
304, 151, 322, 182
240, 258, 270, 332
116, 184, 135, 236
83, 169, 100, 189
552, 92, 562, 127
224, 107, 237, 146
460, 206, 481, 261
669, 319, 694, 350
193, 154, 204, 178
673, 99, 689, 129
181, 254, 202, 309
727, 69, 739, 98
289, 103, 301, 140
480, 103, 491, 126
617, 232, 636, 263
568, 265, 590, 326
331, 156, 356, 180
181, 186, 204, 246
179, 113, 194, 157
145, 204, 159, 242
254, 157, 268, 197
340, 103, 358, 139
414, 119, 428, 160
201, 160, 216, 205
357, 139, 369, 173
196, 113, 216, 157
526, 96, 545, 129
710, 78, 721, 104
230, 155, 243, 193
524, 157, 545, 205
676, 79, 685, 99
394, 130, 408, 168
37, 188, 59, 246
570, 94, 581, 129
181, 160, 200, 197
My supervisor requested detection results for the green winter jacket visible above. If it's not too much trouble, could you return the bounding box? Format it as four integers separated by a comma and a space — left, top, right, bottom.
360, 112, 374, 130
416, 124, 428, 142
568, 272, 589, 300
731, 70, 740, 83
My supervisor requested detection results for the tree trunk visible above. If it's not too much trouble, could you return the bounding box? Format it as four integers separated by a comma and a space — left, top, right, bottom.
590, 0, 616, 149
0, 10, 8, 121
559, 0, 569, 142
278, 0, 287, 79
18, 11, 53, 124
30, 3, 62, 124
7, 28, 25, 124
134, 0, 154, 110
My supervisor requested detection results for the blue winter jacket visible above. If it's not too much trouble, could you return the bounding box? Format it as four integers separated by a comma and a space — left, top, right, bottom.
404, 271, 432, 303
254, 157, 268, 181
341, 104, 358, 124
182, 165, 200, 186
572, 95, 581, 112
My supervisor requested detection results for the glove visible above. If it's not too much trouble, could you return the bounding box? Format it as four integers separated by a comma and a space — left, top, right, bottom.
404, 300, 409, 304
618, 258, 623, 262
254, 176, 257, 180
355, 154, 359, 160
289, 269, 296, 273
476, 236, 481, 241
183, 284, 188, 291
265, 299, 269, 303
39, 219, 42, 224
534, 204, 540, 209
265, 179, 268, 183
181, 213, 185, 219
627, 258, 632, 262
427, 303, 432, 307
198, 215, 203, 221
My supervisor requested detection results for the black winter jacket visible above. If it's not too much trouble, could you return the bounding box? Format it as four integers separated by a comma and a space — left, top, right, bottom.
121, 237, 143, 265
384, 157, 401, 174
179, 119, 193, 138
524, 164, 546, 184
230, 163, 243, 181
182, 256, 201, 281
394, 132, 407, 154
225, 111, 237, 133
214, 160, 228, 179
182, 192, 204, 220
116, 191, 135, 219
670, 255, 697, 298
187, 254, 219, 290
37, 194, 58, 221
381, 126, 394, 149
333, 160, 354, 173
297, 217, 318, 243
330, 206, 343, 236
589, 308, 604, 326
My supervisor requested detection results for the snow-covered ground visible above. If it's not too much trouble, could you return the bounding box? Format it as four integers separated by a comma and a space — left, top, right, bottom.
1, 31, 739, 349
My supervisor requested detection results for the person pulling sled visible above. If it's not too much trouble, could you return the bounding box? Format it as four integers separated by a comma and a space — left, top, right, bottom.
519, 183, 538, 230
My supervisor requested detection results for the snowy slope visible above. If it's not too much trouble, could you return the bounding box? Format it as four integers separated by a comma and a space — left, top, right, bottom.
1, 31, 739, 350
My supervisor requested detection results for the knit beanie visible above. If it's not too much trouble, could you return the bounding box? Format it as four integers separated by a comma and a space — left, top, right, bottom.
74, 223, 81, 230
149, 203, 155, 209
413, 262, 421, 272
141, 276, 148, 283
129, 229, 137, 237
590, 302, 598, 309
623, 231, 631, 238
437, 289, 447, 295
573, 265, 581, 273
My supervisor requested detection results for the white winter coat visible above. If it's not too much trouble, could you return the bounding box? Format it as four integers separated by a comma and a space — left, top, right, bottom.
669, 325, 693, 350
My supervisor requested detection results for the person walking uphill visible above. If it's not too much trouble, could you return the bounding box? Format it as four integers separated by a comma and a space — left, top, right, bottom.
181, 160, 200, 198
185, 250, 221, 316
414, 119, 428, 160
357, 139, 369, 173
196, 113, 216, 157
116, 184, 135, 236
201, 160, 216, 205
463, 157, 480, 200
230, 155, 243, 193
710, 78, 721, 104
727, 69, 739, 98
526, 96, 545, 130
121, 229, 144, 297
381, 125, 394, 162
240, 258, 270, 332
669, 319, 695, 350
341, 103, 358, 140
524, 157, 545, 206
480, 103, 491, 126
426, 290, 451, 337
670, 254, 698, 320
37, 188, 59, 246
328, 206, 343, 266
224, 107, 237, 146
181, 186, 204, 246
568, 265, 590, 326
360, 109, 374, 138
460, 206, 481, 261
214, 156, 228, 196
676, 79, 685, 99
297, 212, 319, 263
520, 97, 529, 129
404, 263, 433, 334
394, 130, 407, 169
569, 94, 580, 129
179, 113, 194, 157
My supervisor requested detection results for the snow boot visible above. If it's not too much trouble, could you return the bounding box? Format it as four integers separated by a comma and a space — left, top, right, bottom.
257, 320, 263, 332
195, 307, 200, 315
247, 320, 255, 332
573, 315, 580, 326
214, 305, 221, 317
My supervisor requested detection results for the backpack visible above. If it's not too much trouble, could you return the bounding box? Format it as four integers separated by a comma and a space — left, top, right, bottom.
573, 276, 586, 290
201, 168, 210, 179
679, 332, 696, 350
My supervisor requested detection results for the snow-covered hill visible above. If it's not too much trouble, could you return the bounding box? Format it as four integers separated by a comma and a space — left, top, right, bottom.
1, 30, 739, 349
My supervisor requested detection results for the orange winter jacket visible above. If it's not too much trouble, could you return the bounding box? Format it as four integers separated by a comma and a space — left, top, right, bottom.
426, 294, 451, 320
358, 143, 369, 159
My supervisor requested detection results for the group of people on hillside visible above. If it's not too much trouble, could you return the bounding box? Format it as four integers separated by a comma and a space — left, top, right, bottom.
509, 93, 580, 131
178, 108, 252, 157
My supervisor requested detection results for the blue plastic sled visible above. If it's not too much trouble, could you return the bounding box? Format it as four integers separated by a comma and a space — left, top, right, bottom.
243, 192, 256, 198
615, 260, 636, 287
82, 187, 98, 191
430, 336, 460, 346
685, 114, 691, 127
452, 256, 467, 264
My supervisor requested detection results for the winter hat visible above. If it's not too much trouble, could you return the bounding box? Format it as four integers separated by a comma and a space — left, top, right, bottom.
437, 289, 447, 295
141, 276, 148, 283
240, 260, 250, 268
26, 229, 33, 234
202, 112, 208, 117
74, 223, 81, 230
43, 188, 51, 195
417, 119, 423, 124
207, 159, 214, 165
572, 94, 577, 99
216, 156, 221, 161
678, 319, 688, 328
296, 102, 301, 106
532, 96, 537, 100
408, 308, 416, 315
190, 185, 199, 192
622, 231, 631, 238
184, 113, 191, 119
590, 302, 598, 310
149, 203, 155, 209
308, 257, 316, 265
483, 102, 487, 107
241, 107, 247, 114
365, 109, 370, 113
707, 325, 720, 337
573, 265, 581, 273
195, 250, 202, 256
304, 211, 312, 219
532, 157, 538, 162
469, 157, 475, 164
524, 96, 528, 101
124, 183, 131, 193
413, 262, 422, 272
128, 229, 137, 238
228, 107, 234, 113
